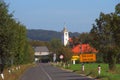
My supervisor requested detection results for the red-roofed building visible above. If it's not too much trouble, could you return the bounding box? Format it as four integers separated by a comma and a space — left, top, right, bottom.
72, 44, 97, 54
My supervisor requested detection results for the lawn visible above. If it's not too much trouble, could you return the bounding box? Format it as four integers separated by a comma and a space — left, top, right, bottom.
68, 63, 120, 80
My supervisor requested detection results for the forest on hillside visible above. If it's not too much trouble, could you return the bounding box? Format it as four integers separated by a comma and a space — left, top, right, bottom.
27, 29, 80, 41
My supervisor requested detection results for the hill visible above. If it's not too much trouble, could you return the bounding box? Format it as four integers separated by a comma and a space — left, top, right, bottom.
27, 29, 80, 41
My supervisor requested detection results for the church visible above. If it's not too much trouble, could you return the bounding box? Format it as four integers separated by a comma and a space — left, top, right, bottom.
61, 27, 69, 46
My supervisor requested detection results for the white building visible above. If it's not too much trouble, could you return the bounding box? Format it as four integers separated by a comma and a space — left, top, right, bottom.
62, 27, 69, 46
34, 46, 50, 62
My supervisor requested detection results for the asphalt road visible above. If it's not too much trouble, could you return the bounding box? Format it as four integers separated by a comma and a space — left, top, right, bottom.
19, 63, 95, 80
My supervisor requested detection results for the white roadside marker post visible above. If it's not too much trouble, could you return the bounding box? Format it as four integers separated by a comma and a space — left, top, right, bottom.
82, 63, 84, 72
0, 73, 4, 80
98, 65, 101, 75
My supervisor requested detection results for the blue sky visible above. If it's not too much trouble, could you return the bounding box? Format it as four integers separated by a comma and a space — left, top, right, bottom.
4, 0, 120, 33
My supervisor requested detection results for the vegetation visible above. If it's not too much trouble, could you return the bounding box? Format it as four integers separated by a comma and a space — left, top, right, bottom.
90, 3, 120, 71
0, 1, 34, 70
29, 40, 48, 47
68, 63, 120, 80
27, 29, 80, 41
49, 39, 73, 62
0, 64, 34, 80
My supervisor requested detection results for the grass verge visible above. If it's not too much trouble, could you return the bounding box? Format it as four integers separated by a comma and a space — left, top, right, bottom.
0, 63, 35, 80
67, 63, 120, 80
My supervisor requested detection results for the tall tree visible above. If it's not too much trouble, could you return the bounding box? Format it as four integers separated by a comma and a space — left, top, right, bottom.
78, 32, 92, 44
0, 1, 34, 68
90, 3, 120, 71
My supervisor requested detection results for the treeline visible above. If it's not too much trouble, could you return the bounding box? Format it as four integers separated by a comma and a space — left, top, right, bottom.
0, 1, 34, 67
27, 29, 80, 41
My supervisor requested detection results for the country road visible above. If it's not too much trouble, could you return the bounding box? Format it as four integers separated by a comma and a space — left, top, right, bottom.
19, 63, 94, 80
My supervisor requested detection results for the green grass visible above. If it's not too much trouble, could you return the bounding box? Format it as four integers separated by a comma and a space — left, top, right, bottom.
68, 63, 120, 80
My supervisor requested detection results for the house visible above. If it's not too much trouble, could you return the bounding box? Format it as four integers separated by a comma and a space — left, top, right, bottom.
34, 46, 50, 62
72, 44, 97, 54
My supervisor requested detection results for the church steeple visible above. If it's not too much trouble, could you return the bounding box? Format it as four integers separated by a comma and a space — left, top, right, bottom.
61, 25, 69, 46
62, 27, 68, 32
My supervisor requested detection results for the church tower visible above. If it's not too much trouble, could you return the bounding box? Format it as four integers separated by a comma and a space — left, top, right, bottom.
62, 27, 69, 46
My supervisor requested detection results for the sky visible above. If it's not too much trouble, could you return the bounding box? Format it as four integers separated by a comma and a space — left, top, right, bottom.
4, 0, 120, 33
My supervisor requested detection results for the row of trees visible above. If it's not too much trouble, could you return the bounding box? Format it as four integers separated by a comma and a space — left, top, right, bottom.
0, 1, 34, 68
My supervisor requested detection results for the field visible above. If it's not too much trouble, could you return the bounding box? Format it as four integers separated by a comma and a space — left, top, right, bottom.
68, 63, 120, 80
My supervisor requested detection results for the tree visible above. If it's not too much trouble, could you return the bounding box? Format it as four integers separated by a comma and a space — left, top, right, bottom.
49, 39, 62, 60
78, 32, 92, 44
90, 3, 120, 71
0, 1, 34, 68
49, 39, 72, 62
60, 47, 72, 62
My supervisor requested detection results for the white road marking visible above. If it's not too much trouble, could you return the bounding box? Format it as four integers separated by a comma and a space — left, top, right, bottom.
40, 64, 52, 80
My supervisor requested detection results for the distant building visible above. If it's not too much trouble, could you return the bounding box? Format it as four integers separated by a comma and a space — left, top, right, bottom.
34, 46, 50, 62
72, 44, 98, 54
61, 27, 69, 46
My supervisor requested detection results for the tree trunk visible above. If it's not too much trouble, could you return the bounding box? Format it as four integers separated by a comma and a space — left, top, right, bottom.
107, 52, 117, 71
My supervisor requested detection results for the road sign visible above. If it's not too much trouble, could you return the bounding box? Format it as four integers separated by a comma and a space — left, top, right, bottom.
80, 54, 96, 62
59, 55, 64, 60
71, 56, 79, 60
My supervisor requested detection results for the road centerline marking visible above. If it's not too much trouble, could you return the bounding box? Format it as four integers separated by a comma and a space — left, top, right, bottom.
39, 64, 53, 80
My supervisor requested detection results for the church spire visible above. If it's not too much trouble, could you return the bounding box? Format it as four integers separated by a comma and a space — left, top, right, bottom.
62, 23, 68, 32
61, 24, 69, 46
62, 27, 68, 32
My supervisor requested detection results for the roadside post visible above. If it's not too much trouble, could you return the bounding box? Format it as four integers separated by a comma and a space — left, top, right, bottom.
82, 63, 84, 72
0, 57, 4, 80
53, 53, 56, 62
8, 68, 11, 74
98, 65, 101, 75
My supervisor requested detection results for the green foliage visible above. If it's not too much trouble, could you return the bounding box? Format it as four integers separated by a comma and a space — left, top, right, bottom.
78, 32, 92, 44
90, 3, 120, 71
115, 3, 120, 14
60, 47, 73, 62
29, 40, 47, 47
70, 32, 93, 48
96, 53, 104, 63
49, 39, 72, 62
0, 1, 34, 68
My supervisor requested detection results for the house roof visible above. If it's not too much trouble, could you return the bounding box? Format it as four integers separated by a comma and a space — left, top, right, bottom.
72, 44, 97, 54
69, 38, 73, 43
34, 46, 49, 52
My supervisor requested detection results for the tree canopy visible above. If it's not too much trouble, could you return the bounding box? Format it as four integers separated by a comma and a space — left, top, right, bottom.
0, 1, 34, 67
90, 3, 120, 71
